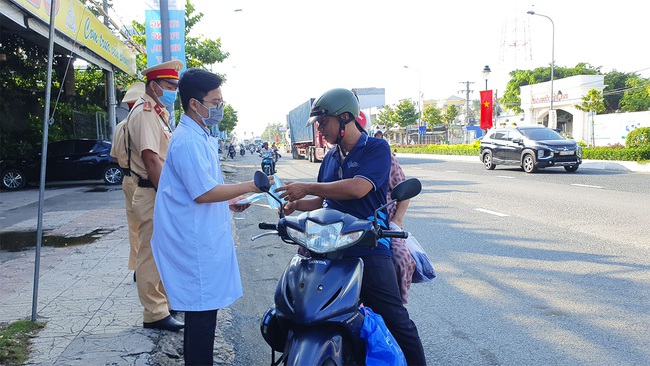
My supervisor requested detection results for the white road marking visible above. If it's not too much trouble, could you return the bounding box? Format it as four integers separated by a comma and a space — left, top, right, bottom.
474, 208, 510, 217
571, 184, 603, 189
497, 175, 514, 179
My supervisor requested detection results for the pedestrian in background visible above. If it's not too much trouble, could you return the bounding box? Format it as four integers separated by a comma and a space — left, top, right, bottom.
110, 81, 145, 281
361, 119, 416, 304
126, 59, 184, 331
151, 68, 272, 365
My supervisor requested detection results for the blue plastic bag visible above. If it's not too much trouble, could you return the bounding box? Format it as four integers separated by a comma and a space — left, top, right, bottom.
359, 305, 407, 366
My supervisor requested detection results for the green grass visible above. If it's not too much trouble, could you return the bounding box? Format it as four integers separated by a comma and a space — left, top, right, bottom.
0, 320, 45, 365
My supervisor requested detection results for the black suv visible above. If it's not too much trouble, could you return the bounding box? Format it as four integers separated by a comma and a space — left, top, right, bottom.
1, 139, 123, 190
479, 126, 582, 173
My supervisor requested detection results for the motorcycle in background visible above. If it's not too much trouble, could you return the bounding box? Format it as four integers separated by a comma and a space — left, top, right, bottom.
228, 145, 236, 159
260, 152, 275, 175
251, 171, 422, 366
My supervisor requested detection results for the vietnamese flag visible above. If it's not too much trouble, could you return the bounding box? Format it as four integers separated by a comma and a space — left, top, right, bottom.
480, 90, 493, 130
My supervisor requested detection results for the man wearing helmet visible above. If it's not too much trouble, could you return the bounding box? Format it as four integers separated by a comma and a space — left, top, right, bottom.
260, 141, 276, 173
275, 88, 426, 365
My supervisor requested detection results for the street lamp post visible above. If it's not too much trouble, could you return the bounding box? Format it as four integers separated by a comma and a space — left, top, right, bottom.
527, 10, 555, 123
482, 65, 491, 133
404, 65, 422, 144
482, 65, 491, 90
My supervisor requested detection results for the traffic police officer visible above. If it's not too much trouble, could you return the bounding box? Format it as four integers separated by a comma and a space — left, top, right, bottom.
127, 60, 184, 331
110, 82, 145, 279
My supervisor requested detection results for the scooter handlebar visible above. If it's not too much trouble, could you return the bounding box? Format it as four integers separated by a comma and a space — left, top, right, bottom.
380, 230, 409, 239
259, 222, 277, 230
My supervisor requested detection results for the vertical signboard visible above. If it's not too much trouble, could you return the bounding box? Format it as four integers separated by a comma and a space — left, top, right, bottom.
145, 0, 186, 70
548, 109, 558, 129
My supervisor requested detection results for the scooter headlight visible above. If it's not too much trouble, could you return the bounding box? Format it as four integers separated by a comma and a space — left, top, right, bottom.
286, 226, 306, 245
290, 220, 364, 254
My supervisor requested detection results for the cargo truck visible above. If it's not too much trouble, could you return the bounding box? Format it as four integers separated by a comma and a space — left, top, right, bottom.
286, 98, 328, 162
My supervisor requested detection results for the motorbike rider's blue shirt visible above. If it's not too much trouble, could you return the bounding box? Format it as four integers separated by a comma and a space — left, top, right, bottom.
317, 133, 392, 257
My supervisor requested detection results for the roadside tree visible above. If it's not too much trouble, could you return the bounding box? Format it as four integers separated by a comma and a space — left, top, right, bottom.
500, 63, 600, 114
394, 99, 419, 128
422, 105, 443, 127
574, 88, 606, 147
376, 105, 397, 132
603, 70, 635, 113
619, 76, 650, 112
443, 105, 459, 125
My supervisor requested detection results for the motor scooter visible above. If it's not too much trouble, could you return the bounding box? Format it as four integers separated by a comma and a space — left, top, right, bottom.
240, 146, 246, 156
251, 171, 422, 366
260, 151, 275, 175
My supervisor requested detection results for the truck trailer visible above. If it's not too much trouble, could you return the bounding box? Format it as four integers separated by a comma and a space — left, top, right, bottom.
286, 98, 328, 162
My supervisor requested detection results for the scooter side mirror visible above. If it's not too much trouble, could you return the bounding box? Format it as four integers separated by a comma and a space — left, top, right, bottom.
254, 171, 285, 218
372, 178, 422, 238
254, 170, 271, 192
390, 178, 422, 202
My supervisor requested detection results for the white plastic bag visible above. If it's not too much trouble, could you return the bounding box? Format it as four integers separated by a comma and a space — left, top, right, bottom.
266, 175, 286, 209
405, 233, 436, 283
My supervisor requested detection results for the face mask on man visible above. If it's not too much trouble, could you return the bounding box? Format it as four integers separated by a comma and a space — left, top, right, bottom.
154, 81, 177, 107
198, 101, 224, 126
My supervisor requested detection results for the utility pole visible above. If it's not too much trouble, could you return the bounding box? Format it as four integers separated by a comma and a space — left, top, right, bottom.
103, 0, 116, 140
458, 81, 474, 125
160, 0, 175, 127
494, 89, 499, 126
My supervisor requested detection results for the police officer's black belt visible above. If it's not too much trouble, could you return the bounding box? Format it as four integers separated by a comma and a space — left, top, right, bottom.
123, 168, 131, 176
137, 178, 155, 188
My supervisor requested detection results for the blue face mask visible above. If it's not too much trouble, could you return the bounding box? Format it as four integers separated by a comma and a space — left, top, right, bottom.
199, 101, 224, 126
155, 82, 177, 107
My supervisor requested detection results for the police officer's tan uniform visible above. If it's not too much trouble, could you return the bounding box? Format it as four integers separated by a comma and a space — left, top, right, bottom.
128, 93, 172, 323
127, 60, 182, 325
110, 82, 145, 271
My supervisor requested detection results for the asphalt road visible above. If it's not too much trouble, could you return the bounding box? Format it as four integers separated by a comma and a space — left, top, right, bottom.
226, 152, 650, 366
2, 151, 648, 365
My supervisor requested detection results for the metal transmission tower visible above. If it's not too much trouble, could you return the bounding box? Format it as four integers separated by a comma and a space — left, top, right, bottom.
458, 81, 474, 124
499, 14, 533, 68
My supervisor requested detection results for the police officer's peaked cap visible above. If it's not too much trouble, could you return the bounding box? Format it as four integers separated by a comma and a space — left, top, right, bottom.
141, 60, 184, 84
122, 82, 145, 103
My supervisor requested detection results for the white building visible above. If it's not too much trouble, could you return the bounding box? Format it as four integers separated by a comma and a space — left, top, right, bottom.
517, 75, 650, 146
520, 74, 605, 142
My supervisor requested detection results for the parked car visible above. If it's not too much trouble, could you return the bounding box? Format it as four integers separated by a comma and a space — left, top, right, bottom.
1, 139, 123, 190
479, 126, 582, 173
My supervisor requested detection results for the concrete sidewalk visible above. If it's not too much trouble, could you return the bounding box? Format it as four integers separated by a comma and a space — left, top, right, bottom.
0, 155, 646, 365
0, 176, 238, 365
